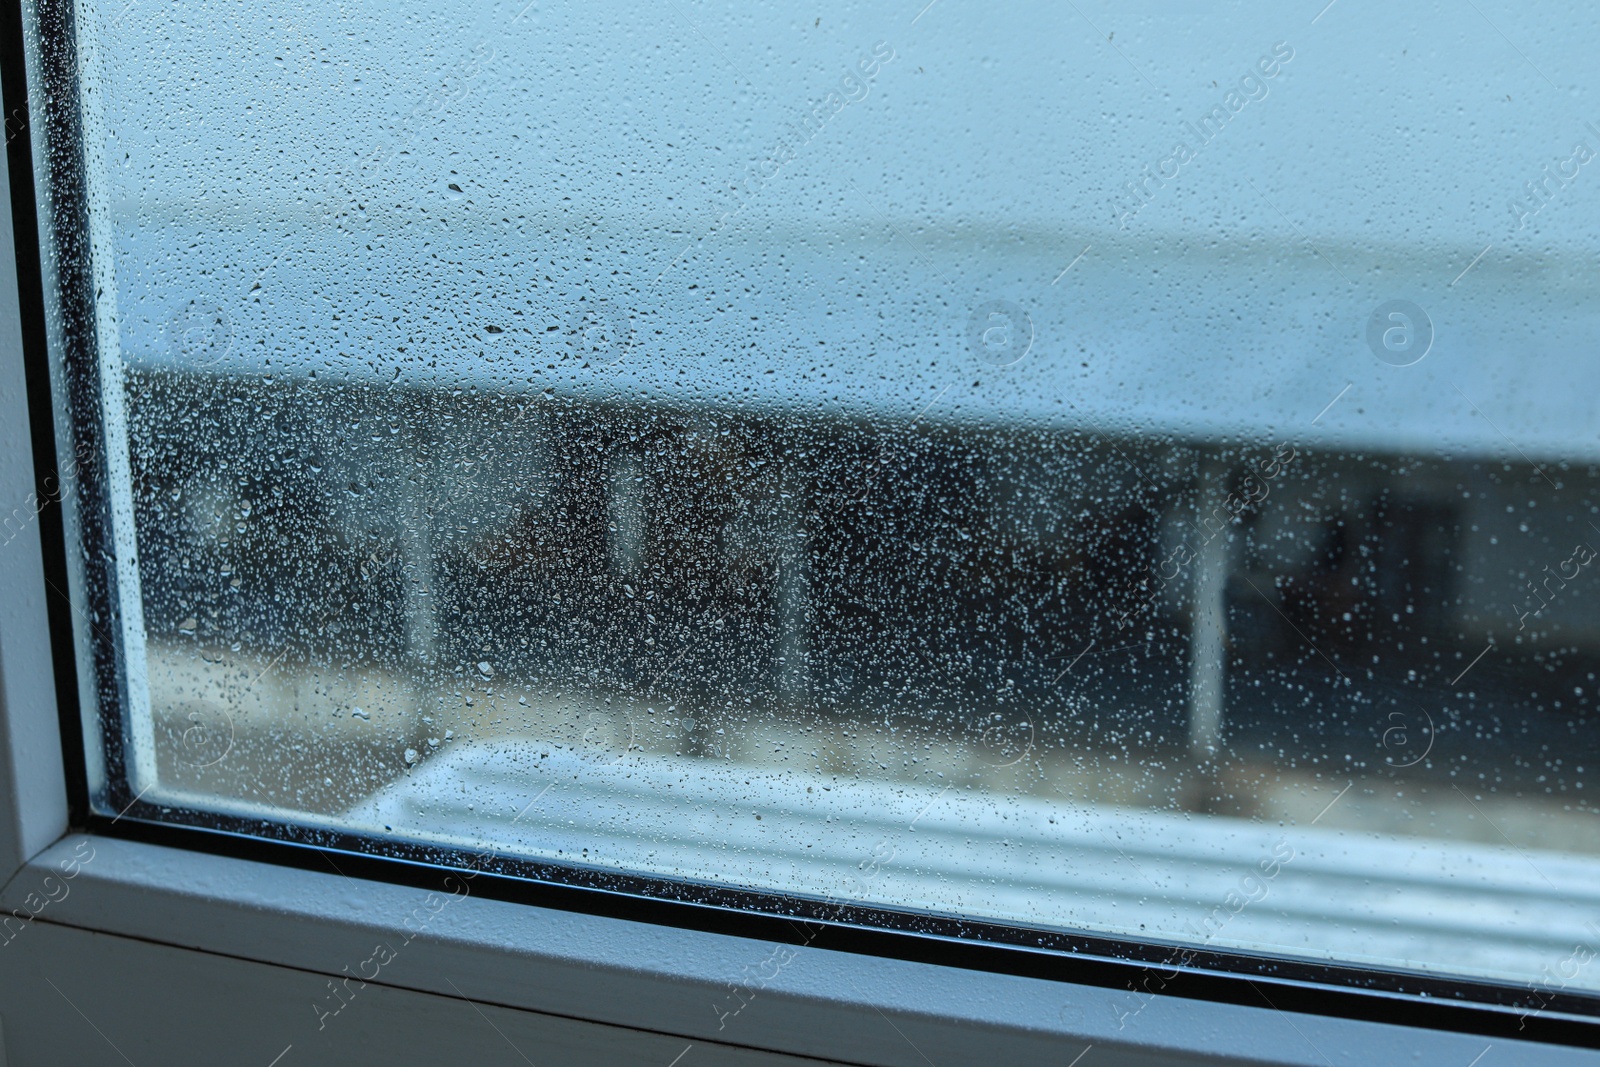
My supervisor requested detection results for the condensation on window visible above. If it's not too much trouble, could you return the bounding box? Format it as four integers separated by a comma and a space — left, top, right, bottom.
55, 0, 1600, 994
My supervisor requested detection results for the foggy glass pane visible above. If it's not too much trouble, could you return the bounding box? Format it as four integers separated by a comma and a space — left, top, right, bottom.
52, 0, 1600, 996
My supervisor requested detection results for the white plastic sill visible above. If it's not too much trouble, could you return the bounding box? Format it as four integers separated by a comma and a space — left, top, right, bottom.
1, 833, 1590, 1067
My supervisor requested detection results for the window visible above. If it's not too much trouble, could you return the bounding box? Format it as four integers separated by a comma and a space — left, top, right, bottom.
20, 0, 1600, 1047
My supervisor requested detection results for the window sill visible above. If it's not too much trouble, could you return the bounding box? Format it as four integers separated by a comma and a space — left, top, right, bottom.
2, 833, 1581, 1066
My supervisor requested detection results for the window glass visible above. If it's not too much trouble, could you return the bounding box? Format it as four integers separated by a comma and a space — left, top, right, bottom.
52, 0, 1600, 996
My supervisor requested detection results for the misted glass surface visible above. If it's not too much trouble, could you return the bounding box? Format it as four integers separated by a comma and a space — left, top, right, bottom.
59, 0, 1600, 997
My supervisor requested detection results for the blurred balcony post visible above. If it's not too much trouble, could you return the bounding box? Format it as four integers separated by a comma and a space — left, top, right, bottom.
775, 473, 812, 709
1187, 453, 1231, 766
401, 401, 439, 672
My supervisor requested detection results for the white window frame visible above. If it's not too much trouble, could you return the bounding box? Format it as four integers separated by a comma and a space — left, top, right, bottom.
0, 18, 1594, 1067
